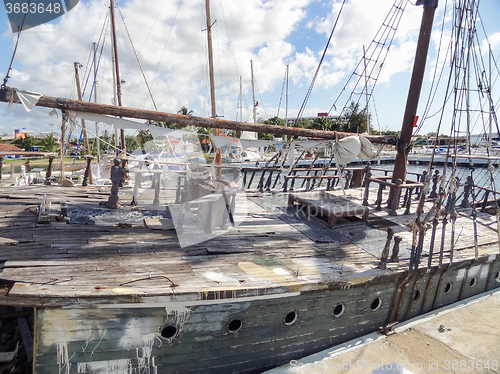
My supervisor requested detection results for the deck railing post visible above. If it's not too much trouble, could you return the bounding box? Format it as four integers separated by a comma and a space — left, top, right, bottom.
45, 155, 55, 185
378, 228, 394, 269
391, 236, 403, 263
460, 175, 473, 208
481, 189, 491, 212
82, 155, 94, 186
362, 164, 372, 206
416, 170, 427, 199
404, 187, 413, 215
429, 169, 439, 198
389, 179, 402, 216
375, 183, 385, 211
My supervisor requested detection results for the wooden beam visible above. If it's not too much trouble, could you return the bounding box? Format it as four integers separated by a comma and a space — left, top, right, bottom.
0, 87, 397, 145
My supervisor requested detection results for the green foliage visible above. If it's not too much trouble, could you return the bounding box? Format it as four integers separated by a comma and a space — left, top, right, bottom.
311, 117, 333, 131
294, 118, 311, 129
146, 106, 195, 130
125, 136, 139, 152
11, 135, 40, 150
264, 116, 285, 127
40, 134, 58, 152
137, 130, 153, 149
339, 101, 369, 133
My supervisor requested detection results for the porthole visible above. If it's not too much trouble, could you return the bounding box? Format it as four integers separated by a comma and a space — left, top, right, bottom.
370, 297, 382, 311
333, 303, 345, 318
444, 282, 453, 294
414, 289, 421, 301
160, 325, 177, 339
469, 278, 477, 288
228, 319, 242, 333
284, 311, 297, 326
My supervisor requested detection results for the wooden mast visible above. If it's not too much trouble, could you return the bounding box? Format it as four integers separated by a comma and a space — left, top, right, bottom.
73, 62, 90, 156
109, 0, 125, 153
205, 0, 222, 165
392, 0, 438, 183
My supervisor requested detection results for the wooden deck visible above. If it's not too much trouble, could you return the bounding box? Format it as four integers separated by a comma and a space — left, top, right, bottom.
0, 181, 498, 307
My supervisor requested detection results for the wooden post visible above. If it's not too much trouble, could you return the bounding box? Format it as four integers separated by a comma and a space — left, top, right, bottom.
59, 112, 68, 184
45, 155, 55, 185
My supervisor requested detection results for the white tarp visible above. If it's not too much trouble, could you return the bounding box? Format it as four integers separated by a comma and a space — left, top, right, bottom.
333, 136, 361, 166
15, 89, 42, 112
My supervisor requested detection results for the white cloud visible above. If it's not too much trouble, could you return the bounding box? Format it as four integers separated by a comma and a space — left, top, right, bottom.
0, 0, 499, 138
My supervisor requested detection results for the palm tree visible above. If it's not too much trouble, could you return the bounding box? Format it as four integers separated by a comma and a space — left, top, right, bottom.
40, 134, 59, 152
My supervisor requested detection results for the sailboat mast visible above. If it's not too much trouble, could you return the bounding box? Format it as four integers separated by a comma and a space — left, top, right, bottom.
109, 0, 125, 152
251, 60, 257, 124
392, 0, 438, 184
205, 0, 217, 123
92, 42, 101, 161
285, 65, 289, 129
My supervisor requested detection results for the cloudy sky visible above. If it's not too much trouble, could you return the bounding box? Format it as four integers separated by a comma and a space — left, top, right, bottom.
1, 0, 500, 138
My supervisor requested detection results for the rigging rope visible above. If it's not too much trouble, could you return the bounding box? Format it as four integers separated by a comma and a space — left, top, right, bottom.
1, 0, 32, 89
116, 3, 158, 111
296, 0, 346, 122
328, 0, 406, 121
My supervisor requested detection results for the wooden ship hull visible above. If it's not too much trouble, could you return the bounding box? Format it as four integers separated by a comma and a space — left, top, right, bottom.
0, 180, 499, 373
1, 1, 499, 372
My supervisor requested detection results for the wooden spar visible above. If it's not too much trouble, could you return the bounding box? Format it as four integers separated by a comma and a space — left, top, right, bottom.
73, 63, 91, 156
0, 87, 396, 145
205, 0, 222, 167
109, 0, 125, 152
392, 1, 438, 182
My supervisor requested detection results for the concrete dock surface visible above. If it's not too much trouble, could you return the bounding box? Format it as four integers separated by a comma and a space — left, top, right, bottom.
266, 289, 500, 374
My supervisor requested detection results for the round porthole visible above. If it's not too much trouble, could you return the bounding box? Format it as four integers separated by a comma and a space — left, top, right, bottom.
370, 297, 382, 311
333, 303, 345, 318
228, 319, 242, 333
284, 311, 297, 326
160, 325, 177, 339
444, 282, 453, 294
414, 289, 421, 301
469, 278, 477, 288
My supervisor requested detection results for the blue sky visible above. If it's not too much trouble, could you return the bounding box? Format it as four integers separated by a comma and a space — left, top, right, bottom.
1, 0, 500, 139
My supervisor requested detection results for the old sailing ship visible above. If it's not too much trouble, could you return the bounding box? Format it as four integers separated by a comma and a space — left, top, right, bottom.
0, 0, 500, 372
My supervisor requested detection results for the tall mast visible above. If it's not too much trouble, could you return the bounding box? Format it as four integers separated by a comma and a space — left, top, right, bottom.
285, 65, 289, 127
205, 0, 221, 166
363, 45, 370, 135
109, 0, 125, 153
285, 64, 289, 140
251, 60, 257, 124
92, 42, 101, 161
392, 0, 438, 184
239, 76, 243, 123
205, 0, 217, 122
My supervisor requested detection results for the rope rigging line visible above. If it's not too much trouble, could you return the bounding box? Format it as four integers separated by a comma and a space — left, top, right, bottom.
295, 0, 347, 122
327, 0, 406, 121
143, 0, 184, 110
413, 0, 451, 137
276, 68, 288, 119
1, 0, 32, 89
116, 3, 158, 111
